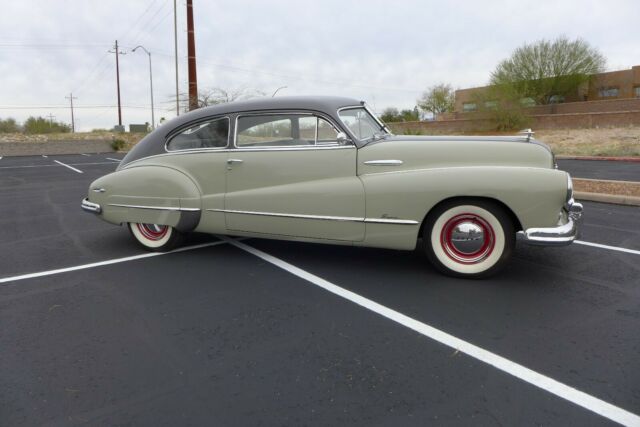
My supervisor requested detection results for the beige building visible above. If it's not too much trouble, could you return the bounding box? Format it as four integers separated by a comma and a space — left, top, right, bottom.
454, 65, 640, 113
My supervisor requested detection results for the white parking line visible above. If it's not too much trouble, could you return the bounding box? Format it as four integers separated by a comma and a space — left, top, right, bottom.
53, 160, 83, 173
0, 161, 119, 170
223, 237, 640, 427
575, 240, 640, 256
42, 155, 48, 158
106, 157, 122, 162
0, 240, 228, 285
81, 153, 90, 156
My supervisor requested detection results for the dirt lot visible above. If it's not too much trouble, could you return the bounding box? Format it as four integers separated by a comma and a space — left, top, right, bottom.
537, 126, 640, 157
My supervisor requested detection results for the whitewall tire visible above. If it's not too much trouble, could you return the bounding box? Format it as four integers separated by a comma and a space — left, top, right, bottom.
423, 200, 515, 278
128, 222, 184, 252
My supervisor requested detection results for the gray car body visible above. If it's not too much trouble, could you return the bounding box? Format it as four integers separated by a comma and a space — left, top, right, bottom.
84, 96, 578, 250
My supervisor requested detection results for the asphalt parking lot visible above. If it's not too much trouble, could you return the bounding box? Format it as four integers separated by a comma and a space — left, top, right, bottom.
1, 154, 639, 426
557, 159, 640, 182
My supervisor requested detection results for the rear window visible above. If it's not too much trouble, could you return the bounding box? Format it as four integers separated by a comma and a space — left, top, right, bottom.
167, 117, 229, 151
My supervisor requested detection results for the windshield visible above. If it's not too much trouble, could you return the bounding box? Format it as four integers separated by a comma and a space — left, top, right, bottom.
338, 107, 388, 142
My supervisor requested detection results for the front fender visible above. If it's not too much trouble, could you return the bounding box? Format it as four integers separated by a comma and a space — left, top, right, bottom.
359, 166, 567, 249
86, 165, 202, 231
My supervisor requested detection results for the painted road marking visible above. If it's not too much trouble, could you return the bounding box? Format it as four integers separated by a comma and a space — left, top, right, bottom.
81, 153, 91, 156
106, 157, 122, 162
53, 160, 83, 173
223, 237, 640, 427
0, 240, 228, 284
42, 155, 48, 158
575, 240, 640, 256
0, 162, 117, 170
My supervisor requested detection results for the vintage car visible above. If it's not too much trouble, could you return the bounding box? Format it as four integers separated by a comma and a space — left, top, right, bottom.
82, 96, 582, 278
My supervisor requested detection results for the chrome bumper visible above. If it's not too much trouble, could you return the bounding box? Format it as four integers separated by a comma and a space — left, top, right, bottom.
522, 201, 583, 246
81, 198, 102, 214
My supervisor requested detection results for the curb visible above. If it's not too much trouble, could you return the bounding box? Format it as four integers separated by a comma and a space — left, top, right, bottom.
556, 155, 640, 162
575, 191, 640, 207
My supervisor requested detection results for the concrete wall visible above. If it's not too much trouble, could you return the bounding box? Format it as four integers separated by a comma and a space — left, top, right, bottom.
390, 111, 640, 134
0, 139, 114, 156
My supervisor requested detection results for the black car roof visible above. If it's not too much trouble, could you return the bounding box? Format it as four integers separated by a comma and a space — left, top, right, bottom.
120, 96, 365, 166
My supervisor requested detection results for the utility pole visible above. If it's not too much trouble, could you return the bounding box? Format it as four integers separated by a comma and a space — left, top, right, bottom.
173, 0, 180, 116
109, 40, 126, 127
186, 0, 198, 111
47, 113, 55, 129
65, 93, 77, 132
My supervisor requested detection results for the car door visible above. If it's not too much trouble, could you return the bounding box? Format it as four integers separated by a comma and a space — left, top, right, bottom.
223, 112, 365, 241
162, 116, 230, 234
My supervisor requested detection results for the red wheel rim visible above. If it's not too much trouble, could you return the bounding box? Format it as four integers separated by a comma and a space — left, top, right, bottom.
136, 223, 169, 241
440, 213, 495, 264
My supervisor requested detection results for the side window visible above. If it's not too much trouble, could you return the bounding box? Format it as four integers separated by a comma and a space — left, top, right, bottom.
236, 114, 340, 148
317, 117, 339, 144
167, 117, 229, 151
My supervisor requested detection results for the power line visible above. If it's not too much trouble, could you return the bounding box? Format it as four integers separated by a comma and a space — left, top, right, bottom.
0, 105, 149, 110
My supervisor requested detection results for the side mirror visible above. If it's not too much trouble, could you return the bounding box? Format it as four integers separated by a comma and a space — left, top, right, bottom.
336, 132, 352, 145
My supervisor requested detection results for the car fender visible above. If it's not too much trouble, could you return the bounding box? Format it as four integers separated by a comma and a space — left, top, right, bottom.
358, 166, 567, 250
87, 165, 202, 231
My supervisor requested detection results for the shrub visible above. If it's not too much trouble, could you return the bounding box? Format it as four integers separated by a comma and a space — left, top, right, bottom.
111, 138, 126, 151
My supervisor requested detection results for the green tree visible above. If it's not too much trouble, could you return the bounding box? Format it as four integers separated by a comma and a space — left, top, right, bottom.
490, 36, 606, 105
380, 107, 400, 122
0, 117, 19, 133
380, 107, 420, 123
23, 116, 70, 134
417, 83, 455, 119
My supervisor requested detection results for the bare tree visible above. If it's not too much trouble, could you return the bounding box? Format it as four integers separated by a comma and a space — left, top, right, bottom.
490, 36, 606, 105
417, 84, 455, 119
167, 87, 265, 112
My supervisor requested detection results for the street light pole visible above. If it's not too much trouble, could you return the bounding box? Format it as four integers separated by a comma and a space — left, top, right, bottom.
133, 46, 155, 130
272, 86, 287, 97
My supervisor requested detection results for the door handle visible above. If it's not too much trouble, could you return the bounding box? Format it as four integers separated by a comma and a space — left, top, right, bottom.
227, 158, 244, 164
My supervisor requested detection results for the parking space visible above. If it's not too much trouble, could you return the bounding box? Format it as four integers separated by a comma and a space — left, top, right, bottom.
1, 155, 639, 426
557, 159, 640, 182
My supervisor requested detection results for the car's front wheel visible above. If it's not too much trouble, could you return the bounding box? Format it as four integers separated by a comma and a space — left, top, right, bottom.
423, 200, 515, 278
128, 222, 184, 252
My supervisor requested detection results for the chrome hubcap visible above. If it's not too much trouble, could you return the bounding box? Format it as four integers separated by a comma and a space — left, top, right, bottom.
440, 214, 495, 264
450, 221, 486, 254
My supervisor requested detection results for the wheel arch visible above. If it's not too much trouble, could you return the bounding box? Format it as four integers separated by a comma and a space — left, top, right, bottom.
417, 196, 523, 242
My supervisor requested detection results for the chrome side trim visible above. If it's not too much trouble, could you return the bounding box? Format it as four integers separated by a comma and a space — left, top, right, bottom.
81, 198, 101, 214
108, 203, 200, 212
364, 218, 419, 225
363, 160, 403, 166
207, 208, 418, 225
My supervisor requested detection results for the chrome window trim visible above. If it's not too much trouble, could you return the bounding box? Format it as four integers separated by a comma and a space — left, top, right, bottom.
164, 116, 231, 153
108, 203, 200, 212
233, 110, 349, 150
121, 143, 355, 169
207, 208, 418, 225
337, 105, 391, 142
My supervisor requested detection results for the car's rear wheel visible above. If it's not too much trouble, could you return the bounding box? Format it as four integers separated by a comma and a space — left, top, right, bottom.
423, 200, 515, 278
128, 222, 184, 252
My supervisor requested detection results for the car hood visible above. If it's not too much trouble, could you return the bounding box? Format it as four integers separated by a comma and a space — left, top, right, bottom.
358, 135, 555, 172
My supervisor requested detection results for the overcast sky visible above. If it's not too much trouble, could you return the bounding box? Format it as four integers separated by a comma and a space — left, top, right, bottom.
1, 0, 639, 131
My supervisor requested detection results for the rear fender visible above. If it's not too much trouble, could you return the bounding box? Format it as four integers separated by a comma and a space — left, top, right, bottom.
88, 165, 202, 231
